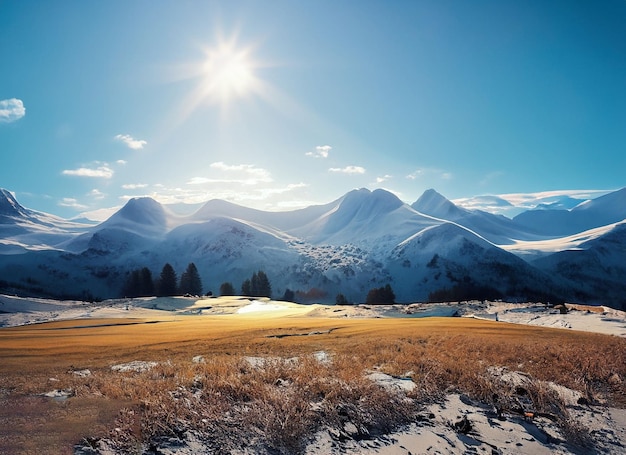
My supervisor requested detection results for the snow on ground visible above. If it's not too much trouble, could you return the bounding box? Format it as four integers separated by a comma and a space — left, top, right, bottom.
467, 301, 626, 337
305, 392, 626, 455
237, 299, 301, 314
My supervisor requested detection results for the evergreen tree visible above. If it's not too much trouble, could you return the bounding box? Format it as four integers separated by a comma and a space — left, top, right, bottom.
122, 269, 141, 297
253, 270, 271, 298
241, 279, 252, 296
122, 267, 154, 297
220, 282, 235, 296
242, 270, 272, 297
250, 272, 260, 296
282, 288, 295, 302
139, 267, 154, 296
335, 293, 349, 305
179, 262, 202, 295
365, 284, 396, 304
157, 263, 178, 296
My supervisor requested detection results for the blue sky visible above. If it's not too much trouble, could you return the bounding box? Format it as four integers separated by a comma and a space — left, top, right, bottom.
1, 1, 625, 220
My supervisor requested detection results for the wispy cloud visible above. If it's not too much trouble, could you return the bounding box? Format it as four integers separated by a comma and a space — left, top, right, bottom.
482, 171, 504, 184
58, 197, 88, 210
306, 145, 331, 158
62, 163, 114, 178
453, 189, 615, 216
114, 134, 147, 150
406, 167, 452, 181
496, 189, 613, 208
376, 174, 392, 183
329, 165, 366, 175
117, 159, 128, 165
122, 183, 149, 190
78, 206, 121, 222
0, 98, 25, 123
88, 189, 106, 200
186, 162, 273, 185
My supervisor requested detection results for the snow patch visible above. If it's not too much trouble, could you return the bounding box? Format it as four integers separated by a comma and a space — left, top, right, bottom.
110, 360, 157, 373
237, 300, 286, 314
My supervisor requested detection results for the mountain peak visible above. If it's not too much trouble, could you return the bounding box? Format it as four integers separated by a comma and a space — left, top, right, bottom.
411, 189, 465, 220
340, 188, 404, 214
0, 188, 29, 218
105, 197, 169, 232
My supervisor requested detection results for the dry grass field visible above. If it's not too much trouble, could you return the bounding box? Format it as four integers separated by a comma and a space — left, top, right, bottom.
1, 314, 625, 454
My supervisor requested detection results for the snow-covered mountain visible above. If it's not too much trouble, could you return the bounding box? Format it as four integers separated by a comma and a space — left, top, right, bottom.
412, 189, 548, 244
387, 223, 564, 302
0, 188, 92, 254
0, 187, 624, 308
531, 222, 626, 308
513, 187, 626, 236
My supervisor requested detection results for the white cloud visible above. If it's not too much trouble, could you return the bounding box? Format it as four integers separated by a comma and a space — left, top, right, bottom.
256, 182, 308, 197
376, 174, 392, 183
118, 179, 311, 211
453, 189, 615, 216
329, 165, 366, 175
62, 164, 114, 178
495, 189, 613, 208
114, 134, 147, 150
406, 167, 452, 181
189, 161, 274, 185
58, 197, 88, 210
306, 145, 331, 158
0, 98, 25, 123
88, 189, 106, 200
122, 183, 149, 190
117, 159, 128, 165
78, 206, 121, 222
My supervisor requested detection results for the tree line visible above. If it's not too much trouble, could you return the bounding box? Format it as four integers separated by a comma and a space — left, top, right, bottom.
122, 263, 398, 304
122, 262, 202, 297
217, 270, 272, 298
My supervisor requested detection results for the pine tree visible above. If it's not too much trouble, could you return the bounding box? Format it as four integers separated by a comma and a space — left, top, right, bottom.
179, 262, 202, 295
282, 288, 295, 302
122, 267, 154, 297
250, 272, 260, 296
220, 282, 235, 296
241, 279, 251, 296
365, 284, 395, 304
139, 267, 154, 296
253, 270, 271, 298
157, 263, 178, 296
242, 270, 271, 297
122, 269, 141, 297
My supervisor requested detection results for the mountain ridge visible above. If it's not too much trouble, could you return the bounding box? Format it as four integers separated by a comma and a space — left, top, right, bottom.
0, 186, 624, 308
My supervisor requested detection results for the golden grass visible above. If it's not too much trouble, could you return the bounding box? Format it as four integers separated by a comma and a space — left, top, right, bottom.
1, 315, 625, 454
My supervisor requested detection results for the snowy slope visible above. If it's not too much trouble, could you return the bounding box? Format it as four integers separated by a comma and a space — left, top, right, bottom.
292, 189, 442, 253
386, 223, 563, 302
62, 197, 178, 253
412, 189, 547, 245
411, 188, 469, 220
0, 188, 92, 253
513, 187, 626, 236
532, 222, 626, 307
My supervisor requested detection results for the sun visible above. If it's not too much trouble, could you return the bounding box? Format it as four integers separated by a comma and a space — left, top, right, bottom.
199, 38, 258, 105
169, 32, 269, 125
